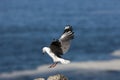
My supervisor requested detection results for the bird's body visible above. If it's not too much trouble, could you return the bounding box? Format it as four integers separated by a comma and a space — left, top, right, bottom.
42, 25, 74, 68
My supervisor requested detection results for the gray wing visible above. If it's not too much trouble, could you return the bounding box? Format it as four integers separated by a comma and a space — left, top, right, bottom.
50, 25, 74, 56
59, 26, 74, 53
59, 31, 74, 41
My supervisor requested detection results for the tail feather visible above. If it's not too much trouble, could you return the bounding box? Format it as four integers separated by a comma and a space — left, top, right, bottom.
58, 58, 70, 64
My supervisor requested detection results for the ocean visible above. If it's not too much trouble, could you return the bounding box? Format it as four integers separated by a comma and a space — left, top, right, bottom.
0, 0, 120, 80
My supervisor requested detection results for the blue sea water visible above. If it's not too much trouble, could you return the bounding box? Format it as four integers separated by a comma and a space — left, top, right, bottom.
0, 0, 120, 80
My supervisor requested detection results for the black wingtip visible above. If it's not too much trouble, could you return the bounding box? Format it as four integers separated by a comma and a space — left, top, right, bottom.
64, 25, 73, 33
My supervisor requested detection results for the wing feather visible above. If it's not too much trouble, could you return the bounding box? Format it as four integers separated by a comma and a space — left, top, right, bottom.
50, 25, 74, 56
58, 26, 74, 53
50, 39, 63, 58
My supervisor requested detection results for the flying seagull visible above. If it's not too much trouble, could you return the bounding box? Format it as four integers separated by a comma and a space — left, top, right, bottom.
42, 25, 74, 68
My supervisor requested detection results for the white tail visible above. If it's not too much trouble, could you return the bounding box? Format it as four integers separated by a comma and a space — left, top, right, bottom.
57, 58, 70, 64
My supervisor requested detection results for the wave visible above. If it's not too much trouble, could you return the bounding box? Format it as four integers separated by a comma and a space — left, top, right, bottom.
112, 50, 120, 57
1, 59, 120, 79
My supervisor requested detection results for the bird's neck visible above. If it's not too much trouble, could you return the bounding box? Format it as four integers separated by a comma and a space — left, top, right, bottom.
44, 47, 54, 56
44, 47, 58, 62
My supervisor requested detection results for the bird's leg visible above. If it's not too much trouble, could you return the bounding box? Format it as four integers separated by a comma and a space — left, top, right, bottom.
49, 63, 55, 68
52, 62, 58, 67
49, 62, 58, 68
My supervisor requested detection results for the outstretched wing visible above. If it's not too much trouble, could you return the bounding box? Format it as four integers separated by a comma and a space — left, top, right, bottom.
50, 25, 74, 56
50, 39, 63, 58
59, 25, 74, 53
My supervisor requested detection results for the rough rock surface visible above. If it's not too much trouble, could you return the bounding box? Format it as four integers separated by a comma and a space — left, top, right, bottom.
34, 74, 68, 80
47, 74, 68, 80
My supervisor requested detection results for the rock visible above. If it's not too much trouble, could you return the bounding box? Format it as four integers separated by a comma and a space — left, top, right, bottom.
47, 74, 68, 80
34, 74, 68, 80
34, 78, 45, 80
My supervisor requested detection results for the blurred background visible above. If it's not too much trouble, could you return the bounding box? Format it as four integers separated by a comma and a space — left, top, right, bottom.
0, 0, 120, 80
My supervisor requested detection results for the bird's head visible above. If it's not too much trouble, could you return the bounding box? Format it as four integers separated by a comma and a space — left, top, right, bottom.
42, 47, 47, 55
42, 47, 50, 55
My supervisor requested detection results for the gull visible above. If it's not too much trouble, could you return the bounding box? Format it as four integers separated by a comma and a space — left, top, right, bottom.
42, 25, 74, 68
